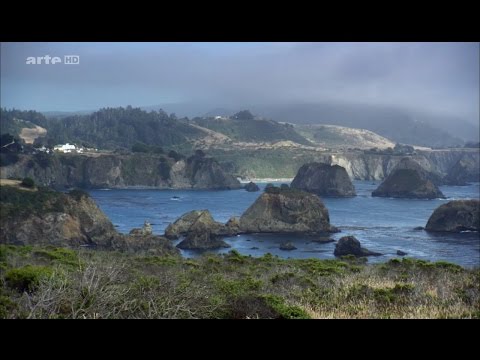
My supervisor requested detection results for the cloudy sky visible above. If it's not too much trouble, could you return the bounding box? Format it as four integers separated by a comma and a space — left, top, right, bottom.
1, 42, 478, 123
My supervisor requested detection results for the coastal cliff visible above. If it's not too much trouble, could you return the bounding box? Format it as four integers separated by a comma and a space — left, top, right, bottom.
0, 152, 242, 190
0, 183, 179, 255
212, 148, 479, 181
328, 150, 479, 181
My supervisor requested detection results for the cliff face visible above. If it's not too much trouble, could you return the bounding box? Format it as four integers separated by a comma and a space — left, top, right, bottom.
443, 158, 480, 185
0, 186, 117, 247
0, 153, 242, 190
0, 185, 179, 255
291, 163, 356, 197
328, 149, 479, 182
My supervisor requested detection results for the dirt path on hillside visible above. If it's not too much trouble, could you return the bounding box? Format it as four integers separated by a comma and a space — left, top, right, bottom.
19, 125, 47, 144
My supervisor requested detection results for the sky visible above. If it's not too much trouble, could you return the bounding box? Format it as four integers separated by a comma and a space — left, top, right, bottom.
1, 42, 478, 124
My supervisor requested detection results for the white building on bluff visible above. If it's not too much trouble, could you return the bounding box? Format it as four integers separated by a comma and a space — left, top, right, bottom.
54, 143, 77, 153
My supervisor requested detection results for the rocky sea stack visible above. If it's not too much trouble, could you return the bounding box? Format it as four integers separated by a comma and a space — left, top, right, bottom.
164, 209, 238, 240
291, 162, 356, 197
425, 200, 479, 232
244, 181, 260, 192
372, 158, 445, 199
239, 186, 334, 234
176, 215, 230, 250
164, 210, 237, 249
334, 236, 381, 257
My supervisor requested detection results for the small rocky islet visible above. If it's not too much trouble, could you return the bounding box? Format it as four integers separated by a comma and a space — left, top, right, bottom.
290, 162, 356, 197
372, 158, 445, 199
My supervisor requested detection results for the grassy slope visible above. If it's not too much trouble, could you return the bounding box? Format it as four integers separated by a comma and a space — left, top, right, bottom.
1, 245, 478, 319
295, 124, 395, 149
193, 118, 312, 146
211, 148, 324, 178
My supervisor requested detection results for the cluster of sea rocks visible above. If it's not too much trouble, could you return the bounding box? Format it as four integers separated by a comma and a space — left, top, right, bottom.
159, 158, 478, 255
1, 157, 478, 258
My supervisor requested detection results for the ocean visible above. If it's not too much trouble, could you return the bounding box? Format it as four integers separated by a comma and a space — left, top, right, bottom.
89, 181, 480, 267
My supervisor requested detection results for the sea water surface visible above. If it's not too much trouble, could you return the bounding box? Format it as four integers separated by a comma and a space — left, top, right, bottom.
89, 181, 480, 267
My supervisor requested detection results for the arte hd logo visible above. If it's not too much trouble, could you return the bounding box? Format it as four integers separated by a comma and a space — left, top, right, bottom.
26, 55, 80, 65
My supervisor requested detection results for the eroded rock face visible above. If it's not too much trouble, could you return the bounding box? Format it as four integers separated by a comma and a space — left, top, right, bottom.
164, 210, 225, 239
176, 231, 230, 250
176, 210, 231, 249
425, 200, 480, 232
1, 152, 242, 190
239, 187, 333, 234
372, 158, 445, 199
333, 236, 381, 257
443, 158, 480, 186
0, 188, 117, 247
184, 153, 242, 190
225, 217, 241, 235
291, 163, 356, 197
0, 186, 179, 255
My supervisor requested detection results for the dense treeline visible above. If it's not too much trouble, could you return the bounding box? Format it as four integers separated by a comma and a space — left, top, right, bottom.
41, 107, 204, 150
0, 108, 48, 135
1, 107, 204, 151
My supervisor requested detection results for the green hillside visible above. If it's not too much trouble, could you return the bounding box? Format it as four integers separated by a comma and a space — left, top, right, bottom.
35, 107, 205, 150
192, 116, 312, 146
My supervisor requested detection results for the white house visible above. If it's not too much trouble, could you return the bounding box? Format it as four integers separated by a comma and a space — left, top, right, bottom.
54, 143, 76, 153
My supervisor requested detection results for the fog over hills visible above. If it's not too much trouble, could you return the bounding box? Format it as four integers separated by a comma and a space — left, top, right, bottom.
3, 42, 477, 148
140, 101, 476, 148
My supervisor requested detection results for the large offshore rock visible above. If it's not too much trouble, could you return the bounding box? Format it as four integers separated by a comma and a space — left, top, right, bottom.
372, 158, 445, 199
239, 187, 334, 234
425, 200, 480, 232
291, 162, 356, 197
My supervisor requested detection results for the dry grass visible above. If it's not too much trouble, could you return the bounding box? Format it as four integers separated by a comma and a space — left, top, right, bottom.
1, 245, 479, 319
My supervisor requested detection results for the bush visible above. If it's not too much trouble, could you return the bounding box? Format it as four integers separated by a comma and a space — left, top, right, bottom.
20, 177, 35, 188
68, 189, 90, 201
262, 295, 310, 319
5, 265, 53, 293
265, 185, 280, 194
168, 150, 185, 162
131, 142, 150, 153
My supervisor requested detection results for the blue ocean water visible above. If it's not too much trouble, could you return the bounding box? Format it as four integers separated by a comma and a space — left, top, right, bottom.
89, 181, 480, 267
